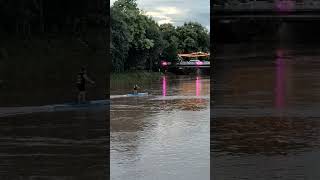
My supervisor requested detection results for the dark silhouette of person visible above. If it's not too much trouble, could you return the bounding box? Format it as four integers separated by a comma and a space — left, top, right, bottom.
76, 67, 95, 103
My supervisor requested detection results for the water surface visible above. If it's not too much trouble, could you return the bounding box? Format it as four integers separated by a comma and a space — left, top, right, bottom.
212, 43, 320, 179
111, 75, 210, 180
0, 82, 107, 179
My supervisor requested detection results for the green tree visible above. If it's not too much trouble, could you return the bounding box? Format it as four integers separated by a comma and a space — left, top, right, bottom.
112, 0, 164, 71
144, 17, 164, 70
176, 22, 209, 53
110, 0, 209, 72
160, 24, 179, 62
110, 7, 130, 72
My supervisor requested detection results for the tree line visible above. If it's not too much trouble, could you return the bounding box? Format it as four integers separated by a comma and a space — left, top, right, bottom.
0, 0, 108, 99
0, 0, 107, 38
111, 0, 210, 72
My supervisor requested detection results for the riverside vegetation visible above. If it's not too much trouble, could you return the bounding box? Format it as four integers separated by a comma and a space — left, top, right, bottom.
111, 0, 210, 73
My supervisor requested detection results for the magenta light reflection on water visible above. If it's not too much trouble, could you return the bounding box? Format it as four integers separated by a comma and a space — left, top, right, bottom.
162, 76, 167, 97
275, 49, 286, 109
196, 76, 201, 96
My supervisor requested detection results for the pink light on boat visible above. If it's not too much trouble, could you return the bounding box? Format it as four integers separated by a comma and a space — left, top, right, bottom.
196, 76, 201, 96
196, 61, 203, 66
162, 76, 167, 97
161, 60, 169, 66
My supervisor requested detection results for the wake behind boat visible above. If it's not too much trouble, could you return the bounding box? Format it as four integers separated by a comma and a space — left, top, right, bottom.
0, 100, 109, 117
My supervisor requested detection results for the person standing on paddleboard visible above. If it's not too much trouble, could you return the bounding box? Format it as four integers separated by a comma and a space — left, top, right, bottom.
133, 84, 140, 95
76, 67, 95, 103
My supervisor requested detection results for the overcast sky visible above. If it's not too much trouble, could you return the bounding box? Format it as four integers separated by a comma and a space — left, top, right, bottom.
110, 0, 210, 30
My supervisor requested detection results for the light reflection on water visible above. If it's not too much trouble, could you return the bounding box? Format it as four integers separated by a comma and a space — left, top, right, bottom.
162, 76, 167, 97
111, 75, 210, 180
212, 44, 320, 179
196, 76, 201, 97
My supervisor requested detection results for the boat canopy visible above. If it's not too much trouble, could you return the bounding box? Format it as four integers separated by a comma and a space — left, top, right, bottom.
178, 52, 210, 58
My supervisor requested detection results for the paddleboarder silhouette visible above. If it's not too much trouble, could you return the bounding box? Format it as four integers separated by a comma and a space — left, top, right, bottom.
76, 67, 95, 103
133, 84, 140, 94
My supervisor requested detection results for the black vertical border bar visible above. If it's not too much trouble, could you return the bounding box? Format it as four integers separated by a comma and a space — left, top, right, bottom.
0, 0, 111, 179
106, 0, 111, 179
210, 0, 224, 179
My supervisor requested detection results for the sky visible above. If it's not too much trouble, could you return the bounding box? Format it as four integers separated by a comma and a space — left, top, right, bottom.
110, 0, 210, 31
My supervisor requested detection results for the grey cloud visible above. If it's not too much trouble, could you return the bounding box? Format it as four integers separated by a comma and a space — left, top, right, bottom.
111, 0, 210, 29
138, 0, 209, 28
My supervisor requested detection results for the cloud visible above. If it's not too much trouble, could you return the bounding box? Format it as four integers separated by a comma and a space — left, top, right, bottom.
158, 19, 174, 25
110, 0, 116, 6
144, 6, 188, 25
110, 0, 210, 29
139, 0, 209, 28
155, 7, 185, 15
144, 12, 173, 24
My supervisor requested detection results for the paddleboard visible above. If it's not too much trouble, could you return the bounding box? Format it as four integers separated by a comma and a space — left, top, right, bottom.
52, 100, 109, 111
0, 100, 110, 117
127, 92, 148, 97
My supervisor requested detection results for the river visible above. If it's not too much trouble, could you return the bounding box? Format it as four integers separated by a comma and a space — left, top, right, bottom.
111, 75, 210, 180
0, 71, 108, 179
212, 43, 320, 179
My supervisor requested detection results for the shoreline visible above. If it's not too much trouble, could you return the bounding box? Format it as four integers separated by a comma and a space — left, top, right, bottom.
110, 71, 163, 87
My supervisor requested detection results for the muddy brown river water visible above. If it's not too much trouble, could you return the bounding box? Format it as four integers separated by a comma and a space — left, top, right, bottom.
111, 75, 210, 180
212, 43, 320, 180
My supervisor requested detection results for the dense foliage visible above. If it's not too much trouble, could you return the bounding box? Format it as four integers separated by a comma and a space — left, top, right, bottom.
111, 0, 210, 72
0, 0, 109, 102
0, 0, 107, 36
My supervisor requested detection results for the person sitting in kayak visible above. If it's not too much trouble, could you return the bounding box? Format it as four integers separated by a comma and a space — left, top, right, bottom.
77, 67, 95, 103
133, 84, 140, 94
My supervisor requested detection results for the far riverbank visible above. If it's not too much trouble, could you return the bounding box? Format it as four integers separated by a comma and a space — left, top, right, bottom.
110, 71, 164, 92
